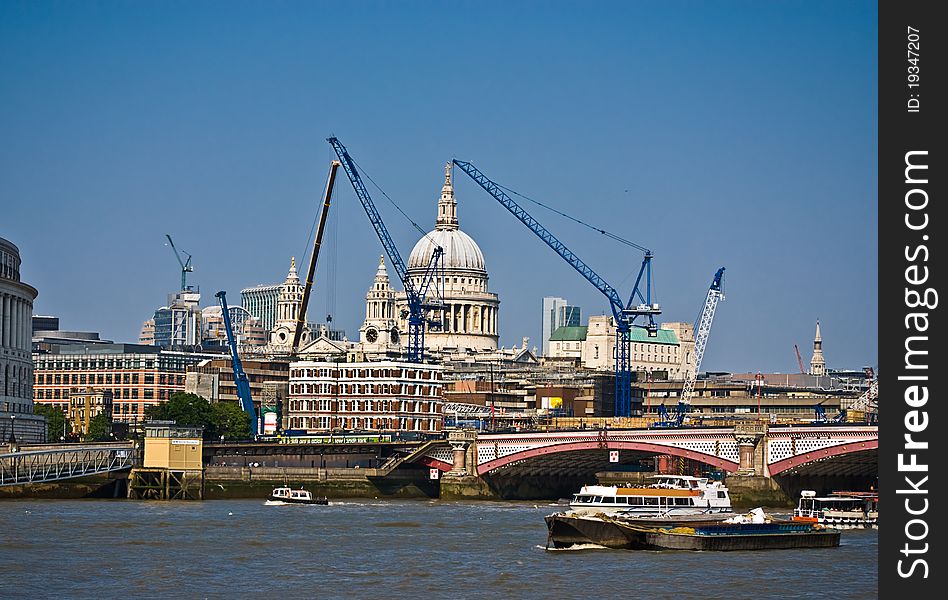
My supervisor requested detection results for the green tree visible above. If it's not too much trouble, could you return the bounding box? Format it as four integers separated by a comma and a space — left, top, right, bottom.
145, 392, 252, 440
210, 401, 251, 440
145, 392, 213, 429
86, 412, 112, 442
33, 404, 70, 442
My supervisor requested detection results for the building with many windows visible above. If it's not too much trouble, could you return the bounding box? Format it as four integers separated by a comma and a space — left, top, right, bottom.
546, 316, 695, 379
68, 387, 113, 436
287, 360, 443, 433
152, 291, 203, 350
240, 283, 281, 334
1, 236, 44, 442
185, 357, 290, 431
541, 296, 581, 356
33, 344, 215, 427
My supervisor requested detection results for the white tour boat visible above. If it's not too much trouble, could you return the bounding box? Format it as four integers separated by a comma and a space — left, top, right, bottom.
265, 487, 329, 506
792, 490, 878, 527
568, 475, 732, 518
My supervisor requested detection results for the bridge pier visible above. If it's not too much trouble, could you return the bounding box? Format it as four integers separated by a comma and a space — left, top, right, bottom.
733, 421, 767, 476
446, 429, 478, 477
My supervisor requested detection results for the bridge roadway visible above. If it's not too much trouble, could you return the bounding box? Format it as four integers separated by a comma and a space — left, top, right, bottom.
417, 424, 879, 479
0, 442, 137, 487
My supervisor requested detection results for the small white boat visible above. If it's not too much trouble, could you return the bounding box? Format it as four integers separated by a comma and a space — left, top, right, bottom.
568, 475, 732, 518
792, 490, 878, 527
265, 487, 329, 506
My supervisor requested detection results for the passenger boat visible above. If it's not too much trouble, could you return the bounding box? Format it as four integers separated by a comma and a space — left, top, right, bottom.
792, 490, 878, 527
265, 487, 329, 506
568, 475, 732, 518
545, 511, 840, 550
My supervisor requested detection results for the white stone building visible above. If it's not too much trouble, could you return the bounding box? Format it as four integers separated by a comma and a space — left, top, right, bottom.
547, 315, 695, 378
1, 237, 44, 442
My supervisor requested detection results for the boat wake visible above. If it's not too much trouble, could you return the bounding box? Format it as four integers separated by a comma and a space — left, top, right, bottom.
539, 543, 609, 552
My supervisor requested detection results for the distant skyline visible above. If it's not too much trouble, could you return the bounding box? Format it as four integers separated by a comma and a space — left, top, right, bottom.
1, 1, 878, 373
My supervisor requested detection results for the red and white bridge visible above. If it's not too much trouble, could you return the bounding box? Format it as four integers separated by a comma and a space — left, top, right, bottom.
419, 424, 878, 478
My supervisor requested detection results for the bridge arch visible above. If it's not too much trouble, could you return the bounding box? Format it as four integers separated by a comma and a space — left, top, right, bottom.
768, 439, 878, 476
476, 440, 739, 476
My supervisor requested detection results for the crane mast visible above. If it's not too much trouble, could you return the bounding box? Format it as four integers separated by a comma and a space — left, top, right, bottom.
215, 290, 258, 437
293, 160, 341, 352
680, 267, 726, 406
451, 159, 659, 417
165, 234, 194, 291
328, 137, 444, 363
794, 344, 806, 374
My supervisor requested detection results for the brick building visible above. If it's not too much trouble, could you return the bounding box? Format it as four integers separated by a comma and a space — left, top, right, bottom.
287, 360, 443, 433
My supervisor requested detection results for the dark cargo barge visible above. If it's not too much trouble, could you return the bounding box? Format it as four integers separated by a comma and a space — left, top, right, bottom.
545, 513, 841, 551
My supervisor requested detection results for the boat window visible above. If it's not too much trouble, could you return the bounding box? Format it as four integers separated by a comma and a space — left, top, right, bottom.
601, 497, 615, 504
615, 497, 628, 504
593, 496, 603, 503
718, 491, 727, 499
644, 497, 658, 506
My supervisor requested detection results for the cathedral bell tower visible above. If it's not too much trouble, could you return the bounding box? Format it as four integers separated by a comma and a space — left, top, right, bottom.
359, 256, 400, 350
269, 257, 310, 350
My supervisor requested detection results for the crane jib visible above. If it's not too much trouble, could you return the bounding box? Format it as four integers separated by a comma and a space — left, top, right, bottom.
328, 137, 446, 363
451, 159, 627, 315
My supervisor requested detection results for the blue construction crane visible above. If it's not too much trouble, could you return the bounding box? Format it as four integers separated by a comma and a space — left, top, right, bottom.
452, 159, 660, 417
328, 137, 444, 363
812, 401, 847, 425
215, 290, 258, 437
165, 234, 194, 291
653, 402, 687, 428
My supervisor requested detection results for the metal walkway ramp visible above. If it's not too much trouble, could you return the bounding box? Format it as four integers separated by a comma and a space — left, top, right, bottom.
0, 443, 138, 486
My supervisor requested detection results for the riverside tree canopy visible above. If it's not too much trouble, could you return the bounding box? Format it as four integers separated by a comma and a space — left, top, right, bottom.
144, 392, 251, 440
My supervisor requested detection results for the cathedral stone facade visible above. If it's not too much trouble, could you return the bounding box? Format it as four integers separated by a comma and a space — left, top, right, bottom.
392, 163, 500, 353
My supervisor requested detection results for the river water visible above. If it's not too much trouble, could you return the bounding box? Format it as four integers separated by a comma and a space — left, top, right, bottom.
0, 499, 877, 599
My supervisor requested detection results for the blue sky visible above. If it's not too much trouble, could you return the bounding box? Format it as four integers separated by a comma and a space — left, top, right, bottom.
1, 1, 877, 373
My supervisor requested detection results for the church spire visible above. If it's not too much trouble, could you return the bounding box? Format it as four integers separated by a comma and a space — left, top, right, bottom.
810, 319, 826, 376
436, 161, 459, 231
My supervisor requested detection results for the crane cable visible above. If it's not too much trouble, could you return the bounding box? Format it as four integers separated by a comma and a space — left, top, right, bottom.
493, 182, 651, 254
350, 155, 441, 250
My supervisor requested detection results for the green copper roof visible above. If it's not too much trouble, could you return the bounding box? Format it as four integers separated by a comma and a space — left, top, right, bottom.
630, 328, 679, 345
549, 326, 588, 341
549, 324, 681, 344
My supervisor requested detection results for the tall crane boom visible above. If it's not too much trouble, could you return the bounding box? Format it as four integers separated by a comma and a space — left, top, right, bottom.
328, 137, 444, 363
165, 234, 194, 291
216, 290, 258, 437
451, 159, 659, 417
293, 160, 341, 352
794, 344, 806, 374
681, 267, 726, 406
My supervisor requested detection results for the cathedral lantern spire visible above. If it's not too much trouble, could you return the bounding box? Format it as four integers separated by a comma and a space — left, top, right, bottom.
436, 161, 459, 231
